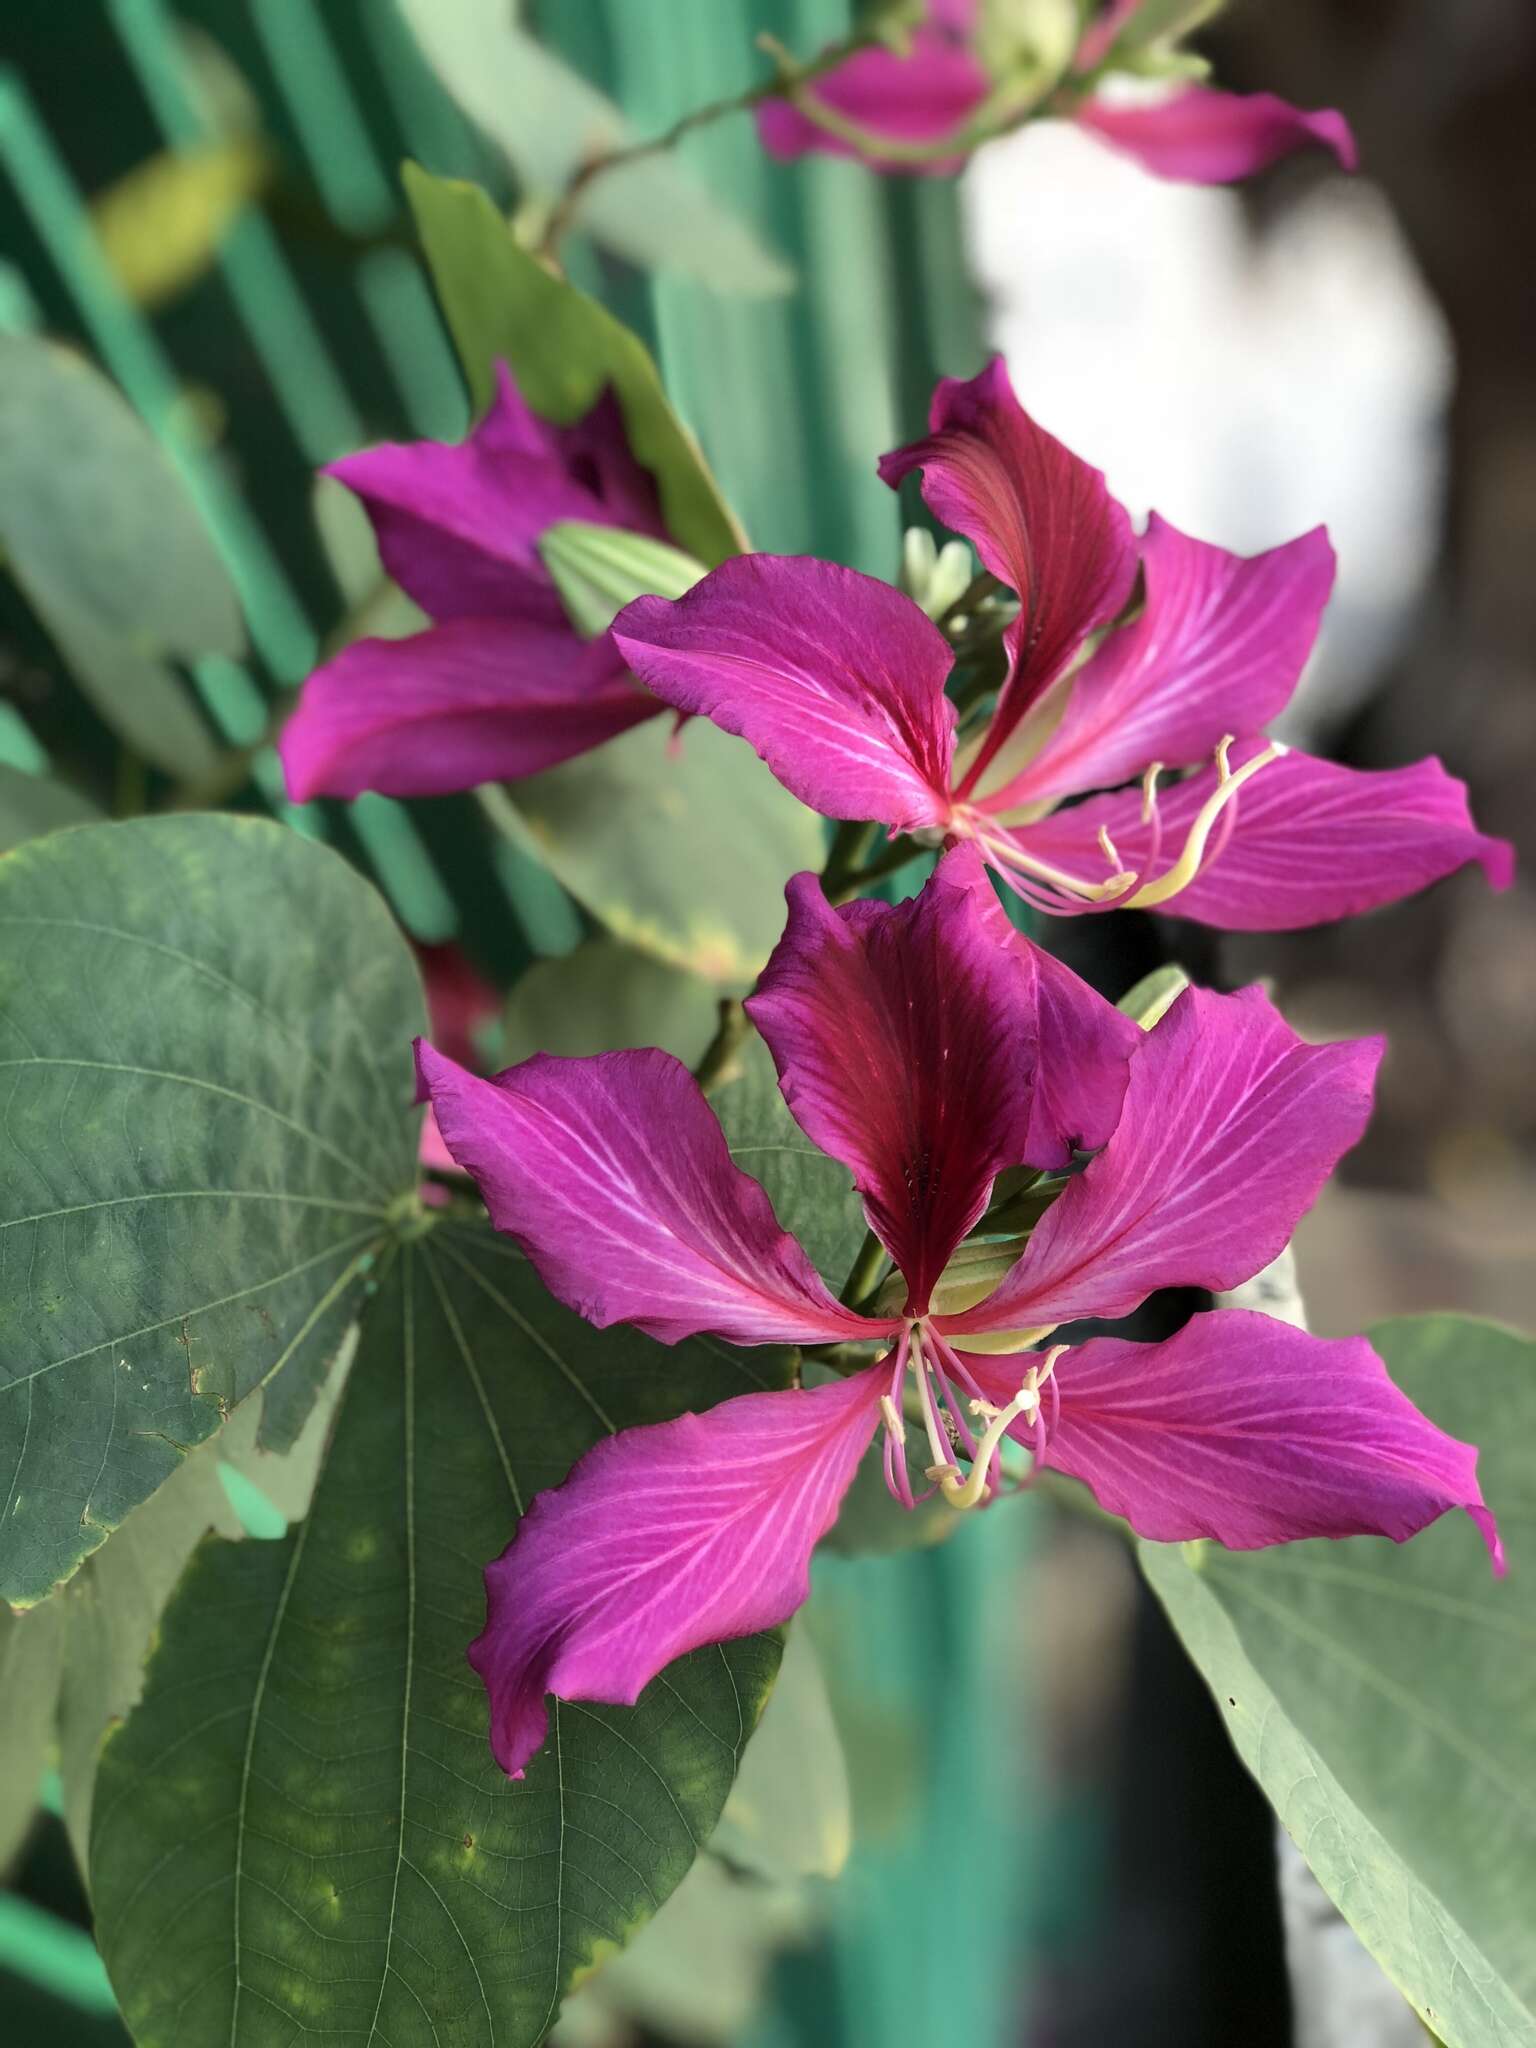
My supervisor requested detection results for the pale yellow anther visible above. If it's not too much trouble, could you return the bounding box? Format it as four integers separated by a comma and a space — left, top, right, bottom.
878, 1393, 906, 1445
1123, 738, 1287, 910
1140, 762, 1164, 825
1098, 824, 1124, 874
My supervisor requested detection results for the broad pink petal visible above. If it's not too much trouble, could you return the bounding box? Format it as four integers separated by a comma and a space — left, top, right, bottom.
415, 1041, 879, 1347
613, 555, 956, 833
470, 1364, 887, 1778
755, 29, 989, 175
1009, 744, 1515, 930
941, 985, 1379, 1335
746, 847, 1139, 1310
879, 359, 1137, 781
1077, 86, 1358, 185
980, 516, 1335, 811
1002, 1311, 1502, 1565
328, 365, 665, 625
278, 618, 655, 801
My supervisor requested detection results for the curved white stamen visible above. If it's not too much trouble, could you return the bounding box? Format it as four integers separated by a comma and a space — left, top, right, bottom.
1124, 738, 1287, 909
878, 1393, 906, 1445
974, 826, 1138, 904
940, 1345, 1068, 1510
1098, 824, 1124, 874
1140, 761, 1164, 824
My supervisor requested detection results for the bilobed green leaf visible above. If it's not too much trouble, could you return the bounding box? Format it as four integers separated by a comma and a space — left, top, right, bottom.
404, 164, 744, 565
399, 1, 794, 297
0, 765, 99, 855
712, 1034, 867, 1289
0, 813, 424, 1606
1143, 1315, 1536, 2048
92, 1228, 788, 2047
510, 720, 823, 992
0, 337, 242, 778
55, 1341, 352, 1872
501, 936, 720, 1068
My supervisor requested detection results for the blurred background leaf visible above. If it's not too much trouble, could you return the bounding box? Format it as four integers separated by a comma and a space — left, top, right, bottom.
0, 337, 242, 778
401, 0, 794, 296
1144, 1315, 1536, 2048
90, 137, 269, 310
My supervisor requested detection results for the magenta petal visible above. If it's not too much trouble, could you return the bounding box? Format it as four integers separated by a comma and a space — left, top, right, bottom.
983, 516, 1335, 811
1077, 86, 1358, 185
755, 29, 989, 175
745, 846, 1139, 1311
879, 359, 1137, 775
1025, 1311, 1502, 1563
328, 365, 665, 624
941, 985, 1379, 1335
415, 1041, 877, 1347
278, 619, 655, 801
613, 555, 957, 833
470, 1364, 886, 1778
1012, 744, 1515, 931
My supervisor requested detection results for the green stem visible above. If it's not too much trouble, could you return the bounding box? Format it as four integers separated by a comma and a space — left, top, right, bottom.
538, 25, 885, 257
825, 836, 926, 906
839, 1227, 890, 1310
692, 997, 749, 1095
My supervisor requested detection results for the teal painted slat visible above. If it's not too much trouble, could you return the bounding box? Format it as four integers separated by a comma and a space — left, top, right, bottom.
0, 66, 317, 685
109, 0, 366, 464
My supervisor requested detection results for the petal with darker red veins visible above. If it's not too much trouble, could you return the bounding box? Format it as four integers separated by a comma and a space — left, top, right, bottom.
613, 555, 956, 833
745, 845, 1139, 1311
1011, 1311, 1502, 1564
940, 984, 1379, 1336
279, 619, 656, 801
979, 516, 1335, 812
879, 359, 1137, 782
1008, 743, 1515, 931
1077, 86, 1357, 185
755, 28, 989, 175
327, 365, 665, 625
470, 1364, 887, 1778
415, 1041, 877, 1347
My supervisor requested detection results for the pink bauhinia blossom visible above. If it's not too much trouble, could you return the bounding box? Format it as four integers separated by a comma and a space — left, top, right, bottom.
416, 847, 1500, 1780
756, 0, 1355, 185
279, 364, 668, 803
614, 358, 1512, 932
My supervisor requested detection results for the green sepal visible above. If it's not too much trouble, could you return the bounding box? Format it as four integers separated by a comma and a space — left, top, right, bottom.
540, 519, 706, 638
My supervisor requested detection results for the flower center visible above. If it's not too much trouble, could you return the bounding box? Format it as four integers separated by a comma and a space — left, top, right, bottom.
878, 1323, 1067, 1512
958, 733, 1286, 917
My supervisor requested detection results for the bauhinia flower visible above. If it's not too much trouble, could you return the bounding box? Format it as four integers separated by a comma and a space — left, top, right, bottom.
756, 0, 1356, 187
416, 846, 1500, 1780
614, 359, 1512, 931
280, 364, 672, 802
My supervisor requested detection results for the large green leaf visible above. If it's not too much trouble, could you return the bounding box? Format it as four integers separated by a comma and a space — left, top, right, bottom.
400, 0, 793, 296
1143, 1315, 1536, 2048
0, 337, 243, 778
501, 935, 720, 1068
509, 721, 823, 992
0, 814, 424, 1605
92, 1228, 787, 2047
404, 164, 743, 564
